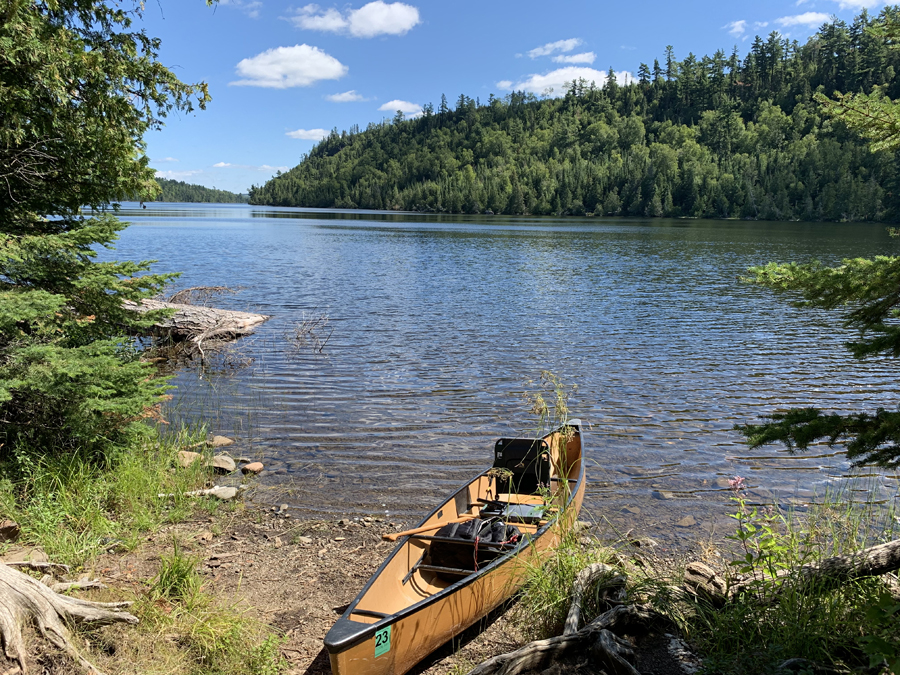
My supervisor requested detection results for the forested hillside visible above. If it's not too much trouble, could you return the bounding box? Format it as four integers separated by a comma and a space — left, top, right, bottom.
251, 8, 900, 221
153, 178, 248, 203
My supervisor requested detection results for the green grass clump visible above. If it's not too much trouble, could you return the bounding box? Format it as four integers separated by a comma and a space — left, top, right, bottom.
108, 540, 288, 675
674, 483, 900, 675
150, 541, 204, 605
0, 425, 214, 566
515, 527, 615, 640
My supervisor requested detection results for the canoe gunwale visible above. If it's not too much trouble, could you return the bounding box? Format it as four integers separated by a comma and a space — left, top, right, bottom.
324, 422, 585, 655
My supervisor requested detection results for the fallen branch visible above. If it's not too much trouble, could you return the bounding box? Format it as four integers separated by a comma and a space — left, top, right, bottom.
157, 485, 241, 500
48, 580, 106, 594
4, 561, 69, 574
0, 562, 136, 674
563, 563, 626, 635
465, 604, 656, 675
683, 537, 900, 604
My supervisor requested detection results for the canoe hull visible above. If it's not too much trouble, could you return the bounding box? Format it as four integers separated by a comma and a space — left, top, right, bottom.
326, 423, 586, 675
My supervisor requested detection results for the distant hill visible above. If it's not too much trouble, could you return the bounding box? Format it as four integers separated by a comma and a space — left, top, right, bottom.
250, 7, 900, 222
152, 178, 248, 203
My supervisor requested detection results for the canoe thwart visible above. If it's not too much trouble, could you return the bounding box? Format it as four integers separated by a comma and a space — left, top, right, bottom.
406, 534, 523, 549
417, 564, 479, 577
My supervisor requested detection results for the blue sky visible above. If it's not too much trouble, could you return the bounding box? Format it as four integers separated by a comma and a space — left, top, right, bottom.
143, 0, 888, 194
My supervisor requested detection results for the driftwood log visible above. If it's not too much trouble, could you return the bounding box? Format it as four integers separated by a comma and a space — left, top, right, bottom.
466, 604, 657, 675
563, 563, 626, 635
684, 537, 900, 605
125, 298, 269, 343
0, 562, 137, 675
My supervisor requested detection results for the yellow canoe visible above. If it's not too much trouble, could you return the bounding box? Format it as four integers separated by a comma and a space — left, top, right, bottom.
324, 420, 586, 675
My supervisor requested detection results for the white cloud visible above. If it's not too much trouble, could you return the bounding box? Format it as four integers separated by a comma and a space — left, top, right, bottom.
286, 128, 329, 140
499, 67, 633, 95
154, 157, 179, 163
724, 20, 747, 37
553, 51, 596, 64
527, 38, 582, 59
218, 0, 262, 18
326, 90, 369, 102
213, 162, 289, 171
230, 45, 347, 88
832, 0, 884, 7
378, 99, 423, 117
155, 170, 202, 180
292, 1, 420, 38
776, 11, 830, 27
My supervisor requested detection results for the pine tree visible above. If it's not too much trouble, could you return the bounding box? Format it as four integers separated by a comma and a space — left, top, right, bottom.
0, 1, 210, 461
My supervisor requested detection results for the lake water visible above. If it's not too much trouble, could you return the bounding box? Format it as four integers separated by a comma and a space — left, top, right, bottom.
101, 203, 900, 547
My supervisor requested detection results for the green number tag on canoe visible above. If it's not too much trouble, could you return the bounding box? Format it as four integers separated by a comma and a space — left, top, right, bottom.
374, 625, 391, 657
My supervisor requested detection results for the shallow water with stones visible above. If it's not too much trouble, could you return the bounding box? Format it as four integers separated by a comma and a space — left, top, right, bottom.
99, 203, 900, 548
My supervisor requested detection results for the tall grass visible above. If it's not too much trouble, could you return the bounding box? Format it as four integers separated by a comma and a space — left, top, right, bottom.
0, 425, 216, 566
673, 479, 900, 675
515, 528, 615, 639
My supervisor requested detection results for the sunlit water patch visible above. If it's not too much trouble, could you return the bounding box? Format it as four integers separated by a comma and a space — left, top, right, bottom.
96, 203, 900, 548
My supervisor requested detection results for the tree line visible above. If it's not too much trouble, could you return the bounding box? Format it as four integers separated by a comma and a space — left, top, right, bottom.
151, 178, 248, 203
250, 7, 900, 222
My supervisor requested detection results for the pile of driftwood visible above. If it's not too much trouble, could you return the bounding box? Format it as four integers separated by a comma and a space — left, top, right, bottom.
463, 537, 900, 675
125, 287, 269, 364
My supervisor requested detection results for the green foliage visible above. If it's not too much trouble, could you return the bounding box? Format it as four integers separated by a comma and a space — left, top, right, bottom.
682, 486, 899, 675
0, 1, 210, 462
151, 541, 203, 605
252, 9, 900, 222
736, 11, 900, 468
515, 530, 612, 639
151, 178, 249, 204
0, 426, 212, 566
816, 9, 900, 152
736, 240, 900, 467
860, 591, 900, 672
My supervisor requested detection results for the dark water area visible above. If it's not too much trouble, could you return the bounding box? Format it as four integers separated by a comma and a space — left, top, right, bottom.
98, 203, 900, 548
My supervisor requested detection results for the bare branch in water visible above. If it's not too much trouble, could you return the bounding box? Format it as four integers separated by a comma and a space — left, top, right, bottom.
290, 312, 333, 355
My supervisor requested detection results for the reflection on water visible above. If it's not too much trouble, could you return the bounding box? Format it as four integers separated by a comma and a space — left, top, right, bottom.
99, 203, 900, 547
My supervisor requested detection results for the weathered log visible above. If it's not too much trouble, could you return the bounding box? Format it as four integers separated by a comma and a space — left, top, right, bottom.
563, 563, 626, 635
683, 537, 900, 604
0, 562, 137, 674
591, 630, 641, 675
124, 299, 269, 342
465, 605, 656, 675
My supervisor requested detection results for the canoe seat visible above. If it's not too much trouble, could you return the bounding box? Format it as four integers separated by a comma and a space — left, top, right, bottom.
492, 438, 551, 495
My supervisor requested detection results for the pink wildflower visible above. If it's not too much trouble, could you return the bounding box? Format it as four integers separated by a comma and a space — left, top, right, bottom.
728, 475, 746, 492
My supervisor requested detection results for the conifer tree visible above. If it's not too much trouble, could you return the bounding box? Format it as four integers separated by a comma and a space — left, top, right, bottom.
0, 1, 210, 461
737, 13, 900, 468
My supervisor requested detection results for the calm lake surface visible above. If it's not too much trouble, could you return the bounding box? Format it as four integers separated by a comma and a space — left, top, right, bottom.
102, 203, 900, 547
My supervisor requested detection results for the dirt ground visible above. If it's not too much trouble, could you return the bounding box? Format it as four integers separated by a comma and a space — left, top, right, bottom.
88, 506, 527, 675
5, 503, 698, 675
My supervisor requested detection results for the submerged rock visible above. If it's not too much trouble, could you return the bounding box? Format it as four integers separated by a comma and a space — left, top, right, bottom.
209, 455, 236, 474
